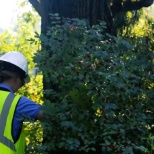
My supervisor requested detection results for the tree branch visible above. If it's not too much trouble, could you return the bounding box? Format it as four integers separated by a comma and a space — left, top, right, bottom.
111, 0, 154, 17
122, 0, 154, 11
28, 0, 42, 16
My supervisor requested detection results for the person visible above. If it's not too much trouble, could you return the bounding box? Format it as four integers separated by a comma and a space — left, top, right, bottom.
0, 51, 43, 154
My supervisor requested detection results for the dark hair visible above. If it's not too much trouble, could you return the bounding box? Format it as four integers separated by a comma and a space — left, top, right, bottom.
0, 61, 26, 80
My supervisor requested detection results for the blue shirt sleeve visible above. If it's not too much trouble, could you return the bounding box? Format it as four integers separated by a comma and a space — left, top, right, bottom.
15, 96, 41, 121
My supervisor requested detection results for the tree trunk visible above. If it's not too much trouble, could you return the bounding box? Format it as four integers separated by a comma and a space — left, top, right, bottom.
29, 0, 154, 35
36, 0, 112, 35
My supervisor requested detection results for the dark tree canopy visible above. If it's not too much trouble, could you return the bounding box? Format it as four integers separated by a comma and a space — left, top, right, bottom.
29, 0, 154, 34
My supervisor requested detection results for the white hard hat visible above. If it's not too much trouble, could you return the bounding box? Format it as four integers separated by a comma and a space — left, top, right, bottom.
0, 51, 30, 83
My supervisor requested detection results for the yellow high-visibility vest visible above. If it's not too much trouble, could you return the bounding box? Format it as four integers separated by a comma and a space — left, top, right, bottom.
0, 91, 25, 154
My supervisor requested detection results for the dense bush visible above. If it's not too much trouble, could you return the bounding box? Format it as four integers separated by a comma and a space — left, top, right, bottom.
34, 14, 154, 154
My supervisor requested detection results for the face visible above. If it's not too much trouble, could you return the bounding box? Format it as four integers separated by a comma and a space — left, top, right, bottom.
12, 75, 25, 92
17, 76, 25, 88
19, 76, 25, 87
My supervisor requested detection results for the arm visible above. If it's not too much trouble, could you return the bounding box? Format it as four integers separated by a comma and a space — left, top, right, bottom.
16, 96, 44, 122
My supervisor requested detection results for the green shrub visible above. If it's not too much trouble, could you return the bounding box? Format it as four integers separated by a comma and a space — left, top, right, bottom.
34, 14, 154, 154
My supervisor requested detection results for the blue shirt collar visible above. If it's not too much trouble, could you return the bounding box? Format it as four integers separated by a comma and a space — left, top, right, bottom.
0, 83, 13, 93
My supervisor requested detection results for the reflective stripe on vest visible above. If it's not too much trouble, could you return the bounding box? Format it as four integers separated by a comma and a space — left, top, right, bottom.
0, 93, 16, 151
